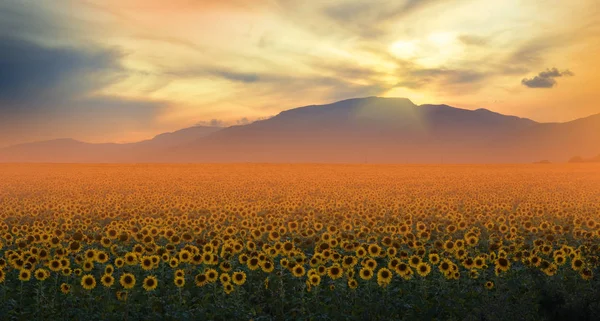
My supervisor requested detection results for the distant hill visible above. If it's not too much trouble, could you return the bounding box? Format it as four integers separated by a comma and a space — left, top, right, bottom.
569, 154, 600, 163
0, 97, 598, 163
0, 126, 221, 163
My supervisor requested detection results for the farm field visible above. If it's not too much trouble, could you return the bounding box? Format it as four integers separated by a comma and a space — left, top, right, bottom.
0, 164, 599, 320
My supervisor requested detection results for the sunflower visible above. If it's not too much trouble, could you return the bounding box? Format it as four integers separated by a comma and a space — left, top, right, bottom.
327, 264, 344, 280
141, 256, 154, 271
96, 251, 109, 263
174, 269, 185, 278
342, 256, 357, 269
219, 261, 232, 272
34, 268, 49, 281
485, 281, 494, 290
62, 267, 72, 276
48, 259, 62, 272
376, 268, 393, 286
580, 268, 593, 280
195, 273, 208, 287
542, 263, 558, 276
101, 274, 115, 287
495, 258, 510, 272
359, 267, 373, 280
363, 258, 377, 270
120, 273, 136, 289
105, 264, 114, 275
308, 274, 320, 286
223, 282, 234, 294
143, 275, 158, 291
401, 267, 414, 280
409, 255, 422, 268
174, 276, 185, 288
232, 271, 247, 286
368, 244, 381, 257
317, 265, 327, 276
18, 269, 31, 282
82, 260, 94, 272
348, 278, 358, 289
124, 252, 138, 266
179, 250, 192, 263
416, 262, 431, 277
81, 274, 97, 290
169, 258, 179, 268
571, 257, 584, 271
114, 257, 125, 268
261, 260, 275, 273
462, 257, 475, 269
84, 249, 97, 261
292, 265, 306, 277
0, 269, 4, 283
428, 253, 440, 265
439, 260, 452, 274
219, 273, 231, 284
247, 257, 260, 271
60, 283, 71, 294
444, 241, 455, 253
530, 256, 541, 267
116, 291, 128, 301
356, 247, 367, 258
205, 268, 219, 283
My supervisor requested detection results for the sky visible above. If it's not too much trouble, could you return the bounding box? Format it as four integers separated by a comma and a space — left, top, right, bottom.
0, 0, 599, 146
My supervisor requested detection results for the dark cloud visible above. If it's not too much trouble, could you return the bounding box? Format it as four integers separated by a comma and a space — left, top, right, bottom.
0, 36, 124, 111
0, 2, 64, 40
0, 35, 168, 145
521, 68, 574, 88
168, 66, 273, 83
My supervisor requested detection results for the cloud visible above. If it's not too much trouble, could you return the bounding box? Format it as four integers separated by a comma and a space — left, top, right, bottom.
0, 35, 170, 145
0, 36, 124, 111
196, 119, 226, 127
393, 63, 488, 92
195, 115, 274, 127
521, 68, 574, 88
322, 0, 448, 38
457, 34, 487, 46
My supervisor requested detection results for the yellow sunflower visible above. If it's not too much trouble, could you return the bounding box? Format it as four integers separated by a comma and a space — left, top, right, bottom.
81, 274, 96, 290
119, 273, 136, 289
232, 271, 247, 286
143, 275, 158, 291
101, 274, 115, 287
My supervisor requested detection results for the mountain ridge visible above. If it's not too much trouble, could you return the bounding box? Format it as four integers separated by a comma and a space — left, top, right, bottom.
0, 97, 598, 163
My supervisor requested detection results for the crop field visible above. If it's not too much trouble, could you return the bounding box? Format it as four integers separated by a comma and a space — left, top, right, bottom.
0, 164, 599, 320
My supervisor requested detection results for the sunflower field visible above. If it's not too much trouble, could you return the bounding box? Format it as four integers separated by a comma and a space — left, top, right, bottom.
0, 164, 599, 320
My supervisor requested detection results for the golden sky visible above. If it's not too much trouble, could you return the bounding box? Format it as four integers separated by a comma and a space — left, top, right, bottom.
0, 0, 598, 146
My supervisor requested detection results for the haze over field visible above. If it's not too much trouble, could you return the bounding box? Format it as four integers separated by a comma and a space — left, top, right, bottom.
0, 1, 598, 162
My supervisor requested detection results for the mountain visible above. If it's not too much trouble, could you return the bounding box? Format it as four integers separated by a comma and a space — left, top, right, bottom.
0, 97, 598, 163
0, 126, 221, 163
569, 154, 600, 163
135, 126, 222, 148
